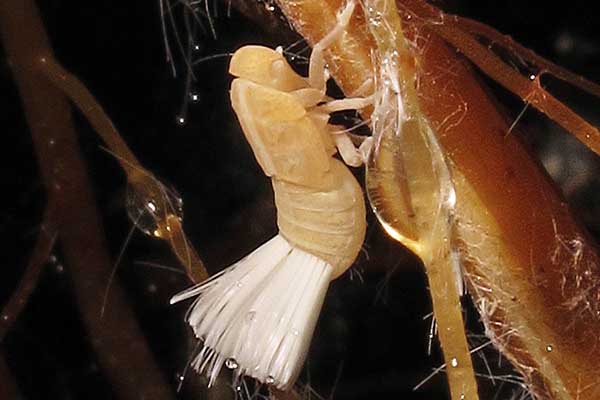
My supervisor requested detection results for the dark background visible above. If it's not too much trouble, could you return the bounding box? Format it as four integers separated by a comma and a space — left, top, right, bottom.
1, 1, 600, 399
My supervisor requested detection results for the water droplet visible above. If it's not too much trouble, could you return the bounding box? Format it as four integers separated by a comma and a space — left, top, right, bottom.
193, 44, 201, 52
146, 201, 157, 212
545, 344, 554, 352
236, 281, 243, 288
125, 177, 184, 237
266, 375, 275, 385
1, 315, 8, 321
176, 115, 186, 126
529, 74, 537, 81
292, 329, 299, 336
225, 358, 239, 369
235, 385, 242, 392
189, 92, 200, 103
177, 373, 185, 381
450, 357, 459, 368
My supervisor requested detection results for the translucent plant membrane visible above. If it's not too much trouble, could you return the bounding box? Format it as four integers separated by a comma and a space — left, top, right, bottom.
363, 0, 478, 399
125, 172, 207, 283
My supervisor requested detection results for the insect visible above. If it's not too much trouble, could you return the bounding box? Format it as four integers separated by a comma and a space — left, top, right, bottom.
170, 1, 373, 390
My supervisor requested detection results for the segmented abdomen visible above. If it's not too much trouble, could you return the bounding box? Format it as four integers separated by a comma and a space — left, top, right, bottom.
273, 160, 366, 278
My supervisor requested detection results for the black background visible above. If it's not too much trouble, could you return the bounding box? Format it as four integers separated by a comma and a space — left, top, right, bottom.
2, 1, 600, 399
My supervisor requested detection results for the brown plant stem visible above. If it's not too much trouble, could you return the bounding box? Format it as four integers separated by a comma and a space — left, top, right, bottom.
0, 0, 176, 398
0, 202, 58, 343
0, 350, 21, 399
37, 56, 142, 176
38, 49, 208, 285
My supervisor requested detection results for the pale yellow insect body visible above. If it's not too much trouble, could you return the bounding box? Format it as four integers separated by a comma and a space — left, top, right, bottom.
230, 45, 367, 278
171, 2, 372, 389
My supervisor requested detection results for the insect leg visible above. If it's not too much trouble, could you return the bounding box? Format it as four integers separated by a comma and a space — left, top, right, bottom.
317, 95, 373, 113
329, 125, 373, 167
308, 0, 356, 91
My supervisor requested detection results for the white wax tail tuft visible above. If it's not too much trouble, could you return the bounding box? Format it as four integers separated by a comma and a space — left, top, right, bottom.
170, 234, 333, 390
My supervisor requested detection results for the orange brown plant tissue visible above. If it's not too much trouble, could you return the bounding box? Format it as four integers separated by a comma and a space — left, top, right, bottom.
274, 0, 600, 398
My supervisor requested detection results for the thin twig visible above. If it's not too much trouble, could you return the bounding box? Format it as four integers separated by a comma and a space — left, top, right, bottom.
0, 202, 59, 342
0, 0, 176, 398
0, 350, 21, 400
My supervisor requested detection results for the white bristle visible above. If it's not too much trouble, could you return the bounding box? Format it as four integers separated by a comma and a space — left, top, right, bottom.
170, 234, 333, 390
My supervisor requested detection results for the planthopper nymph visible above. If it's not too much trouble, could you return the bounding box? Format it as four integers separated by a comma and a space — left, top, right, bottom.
170, 1, 373, 390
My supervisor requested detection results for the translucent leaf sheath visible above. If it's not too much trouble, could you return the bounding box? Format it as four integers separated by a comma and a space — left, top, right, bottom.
363, 0, 478, 398
275, 0, 600, 398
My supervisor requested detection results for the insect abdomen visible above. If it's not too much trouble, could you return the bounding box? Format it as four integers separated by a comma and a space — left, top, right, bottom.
273, 160, 366, 278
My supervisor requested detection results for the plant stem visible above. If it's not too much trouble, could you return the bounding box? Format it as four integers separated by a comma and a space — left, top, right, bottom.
0, 0, 176, 398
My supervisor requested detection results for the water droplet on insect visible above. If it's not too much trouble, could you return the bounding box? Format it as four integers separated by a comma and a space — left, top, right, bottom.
176, 115, 186, 126
176, 373, 185, 382
266, 375, 275, 385
450, 357, 459, 368
225, 358, 239, 369
194, 44, 201, 52
545, 344, 553, 352
235, 385, 242, 392
529, 74, 537, 81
